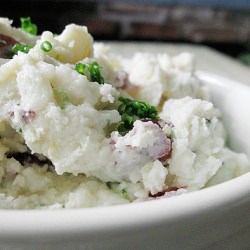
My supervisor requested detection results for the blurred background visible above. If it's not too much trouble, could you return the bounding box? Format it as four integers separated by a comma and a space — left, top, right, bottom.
1, 0, 250, 66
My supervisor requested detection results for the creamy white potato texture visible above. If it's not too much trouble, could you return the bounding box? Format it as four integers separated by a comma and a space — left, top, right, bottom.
0, 18, 249, 209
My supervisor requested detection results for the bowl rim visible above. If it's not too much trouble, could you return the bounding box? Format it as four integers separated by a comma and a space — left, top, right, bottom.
1, 172, 250, 238
0, 71, 250, 239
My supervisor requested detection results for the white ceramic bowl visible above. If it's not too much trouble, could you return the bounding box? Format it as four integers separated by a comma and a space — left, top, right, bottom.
0, 71, 250, 250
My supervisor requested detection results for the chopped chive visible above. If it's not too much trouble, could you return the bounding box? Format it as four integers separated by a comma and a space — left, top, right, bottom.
120, 188, 127, 198
53, 88, 70, 109
12, 43, 34, 54
75, 63, 87, 75
117, 97, 159, 134
88, 62, 104, 84
75, 61, 104, 85
40, 41, 52, 52
20, 17, 37, 35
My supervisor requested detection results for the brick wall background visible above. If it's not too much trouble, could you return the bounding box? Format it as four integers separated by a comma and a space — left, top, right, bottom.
1, 0, 250, 63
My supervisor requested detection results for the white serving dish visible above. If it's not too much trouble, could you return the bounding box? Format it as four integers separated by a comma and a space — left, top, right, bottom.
0, 71, 250, 250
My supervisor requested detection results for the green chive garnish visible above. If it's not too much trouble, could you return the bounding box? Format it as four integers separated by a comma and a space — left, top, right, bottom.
117, 97, 159, 134
75, 61, 104, 85
20, 17, 37, 36
40, 41, 53, 52
12, 43, 34, 54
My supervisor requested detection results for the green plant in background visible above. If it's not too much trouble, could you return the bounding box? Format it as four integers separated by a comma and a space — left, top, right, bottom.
237, 43, 250, 66
238, 54, 250, 66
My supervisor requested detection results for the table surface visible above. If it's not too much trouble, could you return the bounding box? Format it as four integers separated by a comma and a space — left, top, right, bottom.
105, 42, 250, 85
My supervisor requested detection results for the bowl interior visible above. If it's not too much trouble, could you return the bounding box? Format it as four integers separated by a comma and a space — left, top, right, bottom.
198, 71, 250, 156
0, 71, 250, 250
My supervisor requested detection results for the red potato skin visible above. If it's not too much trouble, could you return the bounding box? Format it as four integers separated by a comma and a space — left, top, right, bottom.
0, 34, 17, 58
149, 187, 180, 198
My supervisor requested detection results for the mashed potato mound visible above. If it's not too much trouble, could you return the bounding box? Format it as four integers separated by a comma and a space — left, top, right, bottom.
0, 18, 249, 209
